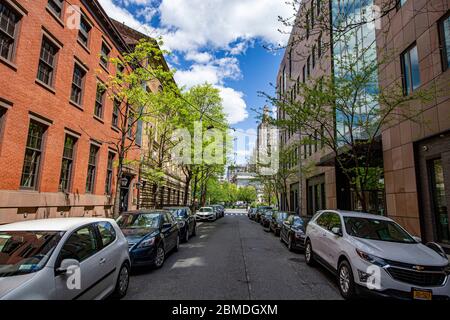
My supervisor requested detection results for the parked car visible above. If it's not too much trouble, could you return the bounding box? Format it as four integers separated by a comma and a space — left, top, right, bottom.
304, 210, 450, 300
280, 215, 309, 251
255, 206, 272, 223
248, 208, 257, 220
211, 205, 225, 218
195, 207, 217, 221
164, 207, 197, 242
0, 218, 130, 300
270, 211, 294, 236
117, 210, 180, 269
260, 211, 274, 230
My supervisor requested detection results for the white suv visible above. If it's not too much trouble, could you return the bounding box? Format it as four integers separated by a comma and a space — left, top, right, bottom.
304, 210, 450, 300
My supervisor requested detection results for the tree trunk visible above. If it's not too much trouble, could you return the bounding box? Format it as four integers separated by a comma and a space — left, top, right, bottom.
112, 164, 122, 218
183, 174, 191, 206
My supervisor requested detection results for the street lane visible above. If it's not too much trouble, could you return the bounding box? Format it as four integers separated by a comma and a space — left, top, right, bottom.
125, 209, 341, 300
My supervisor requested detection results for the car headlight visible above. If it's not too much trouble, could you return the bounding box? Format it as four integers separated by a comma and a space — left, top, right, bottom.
137, 237, 156, 248
445, 263, 450, 275
356, 249, 388, 267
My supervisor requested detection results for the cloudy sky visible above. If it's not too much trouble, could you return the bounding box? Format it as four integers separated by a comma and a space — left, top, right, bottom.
98, 0, 292, 163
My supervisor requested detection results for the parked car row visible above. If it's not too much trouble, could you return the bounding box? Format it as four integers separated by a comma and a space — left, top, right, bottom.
250, 207, 450, 300
0, 205, 207, 300
195, 205, 225, 221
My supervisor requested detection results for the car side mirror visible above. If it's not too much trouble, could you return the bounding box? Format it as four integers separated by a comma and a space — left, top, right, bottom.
413, 236, 422, 243
331, 227, 342, 237
56, 259, 80, 276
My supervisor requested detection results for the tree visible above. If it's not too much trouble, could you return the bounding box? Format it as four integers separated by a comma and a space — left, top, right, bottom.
176, 84, 230, 208
99, 39, 174, 217
266, 40, 435, 212
237, 186, 257, 205
140, 82, 185, 208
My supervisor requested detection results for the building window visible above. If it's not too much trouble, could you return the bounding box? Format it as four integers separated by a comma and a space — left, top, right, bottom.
302, 65, 306, 83
37, 37, 58, 87
428, 159, 449, 243
307, 56, 311, 77
86, 144, 99, 193
396, 0, 407, 10
127, 111, 134, 138
47, 0, 64, 18
312, 45, 316, 69
316, 0, 321, 15
306, 11, 310, 39
78, 15, 91, 48
100, 42, 110, 68
21, 121, 47, 189
310, 2, 314, 28
94, 83, 105, 118
112, 99, 119, 128
70, 63, 86, 105
401, 44, 421, 95
59, 135, 76, 192
439, 13, 450, 72
318, 34, 322, 57
105, 152, 114, 195
0, 2, 21, 61
0, 106, 6, 138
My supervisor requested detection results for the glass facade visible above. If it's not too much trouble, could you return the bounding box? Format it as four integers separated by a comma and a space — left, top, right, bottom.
332, 0, 379, 143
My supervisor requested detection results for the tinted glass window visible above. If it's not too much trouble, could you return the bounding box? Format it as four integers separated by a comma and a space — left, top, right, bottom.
117, 213, 160, 229
0, 231, 63, 277
316, 212, 329, 228
344, 217, 415, 243
59, 226, 99, 262
97, 222, 116, 247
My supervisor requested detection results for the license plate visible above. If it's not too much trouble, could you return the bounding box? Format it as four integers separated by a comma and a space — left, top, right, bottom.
412, 288, 432, 300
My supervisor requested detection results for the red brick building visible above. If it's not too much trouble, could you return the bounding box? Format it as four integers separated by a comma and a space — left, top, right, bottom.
0, 0, 141, 223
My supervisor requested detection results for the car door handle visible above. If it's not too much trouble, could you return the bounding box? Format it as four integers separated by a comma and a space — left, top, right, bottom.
99, 258, 106, 265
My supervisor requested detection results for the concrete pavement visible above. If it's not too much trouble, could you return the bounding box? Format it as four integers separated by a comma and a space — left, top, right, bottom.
125, 209, 341, 300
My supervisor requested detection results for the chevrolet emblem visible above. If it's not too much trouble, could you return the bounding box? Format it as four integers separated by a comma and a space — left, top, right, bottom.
413, 265, 425, 271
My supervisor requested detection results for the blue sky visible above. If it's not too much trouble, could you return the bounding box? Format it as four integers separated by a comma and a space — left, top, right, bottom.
99, 0, 291, 163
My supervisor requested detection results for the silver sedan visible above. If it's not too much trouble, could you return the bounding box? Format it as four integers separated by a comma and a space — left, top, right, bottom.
0, 218, 130, 300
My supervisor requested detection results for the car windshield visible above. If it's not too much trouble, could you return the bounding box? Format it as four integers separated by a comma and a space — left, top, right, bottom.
344, 217, 416, 243
277, 212, 289, 221
117, 213, 160, 229
0, 231, 64, 277
293, 217, 305, 226
166, 209, 186, 219
199, 208, 212, 212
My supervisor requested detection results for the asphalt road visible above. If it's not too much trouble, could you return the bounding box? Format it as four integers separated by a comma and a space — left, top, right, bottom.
125, 209, 342, 300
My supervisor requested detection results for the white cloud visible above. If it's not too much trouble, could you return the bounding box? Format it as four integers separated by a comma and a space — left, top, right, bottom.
98, 0, 289, 125
218, 86, 248, 125
174, 57, 247, 125
158, 0, 292, 53
185, 51, 213, 64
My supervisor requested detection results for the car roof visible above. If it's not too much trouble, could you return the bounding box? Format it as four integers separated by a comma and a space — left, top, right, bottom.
0, 217, 116, 232
122, 210, 168, 215
319, 210, 392, 221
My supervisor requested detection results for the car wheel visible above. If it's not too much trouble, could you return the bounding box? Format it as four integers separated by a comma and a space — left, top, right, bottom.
305, 240, 315, 266
338, 260, 356, 299
279, 231, 284, 243
183, 227, 189, 243
154, 245, 165, 268
112, 262, 130, 299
